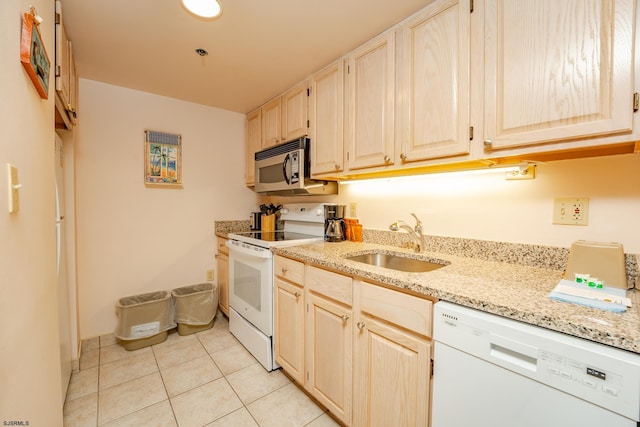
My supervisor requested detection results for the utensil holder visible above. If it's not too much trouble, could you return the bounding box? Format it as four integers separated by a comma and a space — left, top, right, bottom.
261, 214, 276, 232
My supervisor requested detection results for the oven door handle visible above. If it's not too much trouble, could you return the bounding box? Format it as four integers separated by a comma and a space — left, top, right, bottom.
226, 240, 272, 259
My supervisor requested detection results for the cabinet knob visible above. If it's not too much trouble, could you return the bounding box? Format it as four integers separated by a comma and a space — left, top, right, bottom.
335, 164, 341, 170
294, 291, 300, 299
400, 153, 407, 162
341, 314, 350, 322
357, 321, 366, 330
483, 139, 493, 147
383, 155, 391, 164
281, 267, 288, 275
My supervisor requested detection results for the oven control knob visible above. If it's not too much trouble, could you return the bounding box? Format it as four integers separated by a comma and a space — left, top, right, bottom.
316, 208, 323, 216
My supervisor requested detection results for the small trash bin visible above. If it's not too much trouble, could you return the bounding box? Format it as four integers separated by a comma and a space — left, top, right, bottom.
172, 282, 218, 336
115, 290, 175, 351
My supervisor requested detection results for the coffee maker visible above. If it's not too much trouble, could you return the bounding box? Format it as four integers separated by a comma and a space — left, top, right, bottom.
324, 204, 347, 242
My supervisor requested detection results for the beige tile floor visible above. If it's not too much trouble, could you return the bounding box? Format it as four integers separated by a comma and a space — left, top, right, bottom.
64, 313, 339, 427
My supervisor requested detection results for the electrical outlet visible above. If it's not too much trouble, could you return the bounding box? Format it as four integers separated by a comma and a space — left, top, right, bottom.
206, 269, 214, 281
553, 197, 589, 225
349, 201, 358, 217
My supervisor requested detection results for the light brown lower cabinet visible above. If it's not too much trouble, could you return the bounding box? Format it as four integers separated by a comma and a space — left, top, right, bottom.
354, 281, 432, 427
305, 291, 353, 425
273, 257, 433, 427
274, 276, 305, 384
216, 237, 229, 316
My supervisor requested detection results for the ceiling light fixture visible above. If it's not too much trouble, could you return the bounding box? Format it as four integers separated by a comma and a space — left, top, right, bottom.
181, 0, 222, 18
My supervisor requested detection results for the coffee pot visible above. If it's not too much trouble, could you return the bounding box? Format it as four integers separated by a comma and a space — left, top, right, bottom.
324, 204, 347, 242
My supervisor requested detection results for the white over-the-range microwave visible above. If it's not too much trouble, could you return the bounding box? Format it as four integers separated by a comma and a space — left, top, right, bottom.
253, 137, 338, 196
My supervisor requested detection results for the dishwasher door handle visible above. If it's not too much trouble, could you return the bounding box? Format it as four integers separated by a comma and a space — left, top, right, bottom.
489, 333, 538, 372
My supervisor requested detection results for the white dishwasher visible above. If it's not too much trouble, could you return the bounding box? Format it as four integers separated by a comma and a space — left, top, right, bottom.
432, 301, 640, 427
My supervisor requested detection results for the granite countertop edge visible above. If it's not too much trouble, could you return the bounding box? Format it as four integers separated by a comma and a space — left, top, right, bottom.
271, 240, 640, 355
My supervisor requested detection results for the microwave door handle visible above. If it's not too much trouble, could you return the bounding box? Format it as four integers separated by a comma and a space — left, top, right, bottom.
282, 153, 290, 185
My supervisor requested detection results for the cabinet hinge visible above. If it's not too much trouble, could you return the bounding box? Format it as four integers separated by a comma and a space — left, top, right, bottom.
307, 371, 310, 381
634, 92, 639, 112
431, 359, 434, 378
347, 65, 350, 74
306, 303, 309, 313
55, 65, 61, 78
470, 0, 474, 13
307, 119, 310, 128
307, 88, 310, 97
55, 12, 61, 25
347, 152, 350, 161
469, 126, 474, 140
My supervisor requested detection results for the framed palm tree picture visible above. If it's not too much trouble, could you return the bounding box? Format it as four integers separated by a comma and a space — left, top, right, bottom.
20, 10, 50, 99
144, 130, 182, 186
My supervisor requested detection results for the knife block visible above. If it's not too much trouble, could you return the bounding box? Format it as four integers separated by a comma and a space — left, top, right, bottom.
261, 214, 275, 232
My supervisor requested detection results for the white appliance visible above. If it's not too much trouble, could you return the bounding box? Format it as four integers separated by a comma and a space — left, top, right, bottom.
432, 301, 640, 427
227, 203, 325, 371
254, 138, 337, 196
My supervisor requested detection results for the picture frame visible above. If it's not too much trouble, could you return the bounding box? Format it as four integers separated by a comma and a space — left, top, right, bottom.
144, 130, 182, 186
20, 11, 50, 99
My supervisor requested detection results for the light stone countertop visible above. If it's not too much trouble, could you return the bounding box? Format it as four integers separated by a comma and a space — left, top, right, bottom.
271, 240, 640, 355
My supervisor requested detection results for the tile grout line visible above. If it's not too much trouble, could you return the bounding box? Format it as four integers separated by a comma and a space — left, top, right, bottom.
151, 343, 181, 427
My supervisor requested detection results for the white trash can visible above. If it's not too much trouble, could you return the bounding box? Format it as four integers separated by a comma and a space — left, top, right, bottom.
172, 282, 218, 335
115, 290, 175, 350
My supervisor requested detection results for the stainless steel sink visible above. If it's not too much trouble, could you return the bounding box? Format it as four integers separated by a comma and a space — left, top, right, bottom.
345, 253, 448, 273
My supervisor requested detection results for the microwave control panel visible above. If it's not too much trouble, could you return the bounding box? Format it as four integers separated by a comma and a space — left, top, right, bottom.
290, 152, 299, 184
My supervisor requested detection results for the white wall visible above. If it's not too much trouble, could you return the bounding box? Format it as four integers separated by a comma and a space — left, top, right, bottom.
75, 79, 259, 339
0, 0, 65, 424
274, 153, 640, 253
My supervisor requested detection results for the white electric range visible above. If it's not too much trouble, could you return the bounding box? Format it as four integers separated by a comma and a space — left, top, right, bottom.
226, 203, 325, 371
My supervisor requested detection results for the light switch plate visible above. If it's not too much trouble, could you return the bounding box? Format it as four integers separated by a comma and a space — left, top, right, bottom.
7, 164, 19, 213
553, 197, 589, 225
349, 201, 358, 217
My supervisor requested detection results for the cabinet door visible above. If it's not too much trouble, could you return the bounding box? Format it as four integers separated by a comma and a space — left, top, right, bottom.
245, 108, 262, 186
55, 1, 71, 108
483, 0, 634, 150
355, 314, 431, 427
216, 252, 229, 316
306, 292, 352, 425
399, 0, 470, 163
346, 31, 395, 170
262, 97, 283, 148
282, 81, 309, 142
310, 60, 345, 176
274, 278, 305, 383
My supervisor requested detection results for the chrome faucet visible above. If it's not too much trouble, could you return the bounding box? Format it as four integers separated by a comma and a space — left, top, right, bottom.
389, 213, 424, 252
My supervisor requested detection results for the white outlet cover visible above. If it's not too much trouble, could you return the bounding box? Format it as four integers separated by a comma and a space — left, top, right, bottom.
553, 197, 589, 225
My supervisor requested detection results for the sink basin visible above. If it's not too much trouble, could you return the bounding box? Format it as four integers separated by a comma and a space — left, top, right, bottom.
345, 253, 447, 273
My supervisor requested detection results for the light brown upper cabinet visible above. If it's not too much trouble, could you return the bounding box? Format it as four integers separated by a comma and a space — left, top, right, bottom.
261, 97, 283, 148
245, 108, 261, 186
398, 0, 471, 163
309, 60, 345, 176
55, 0, 78, 128
282, 81, 309, 142
345, 31, 396, 171
261, 81, 309, 149
482, 0, 635, 151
